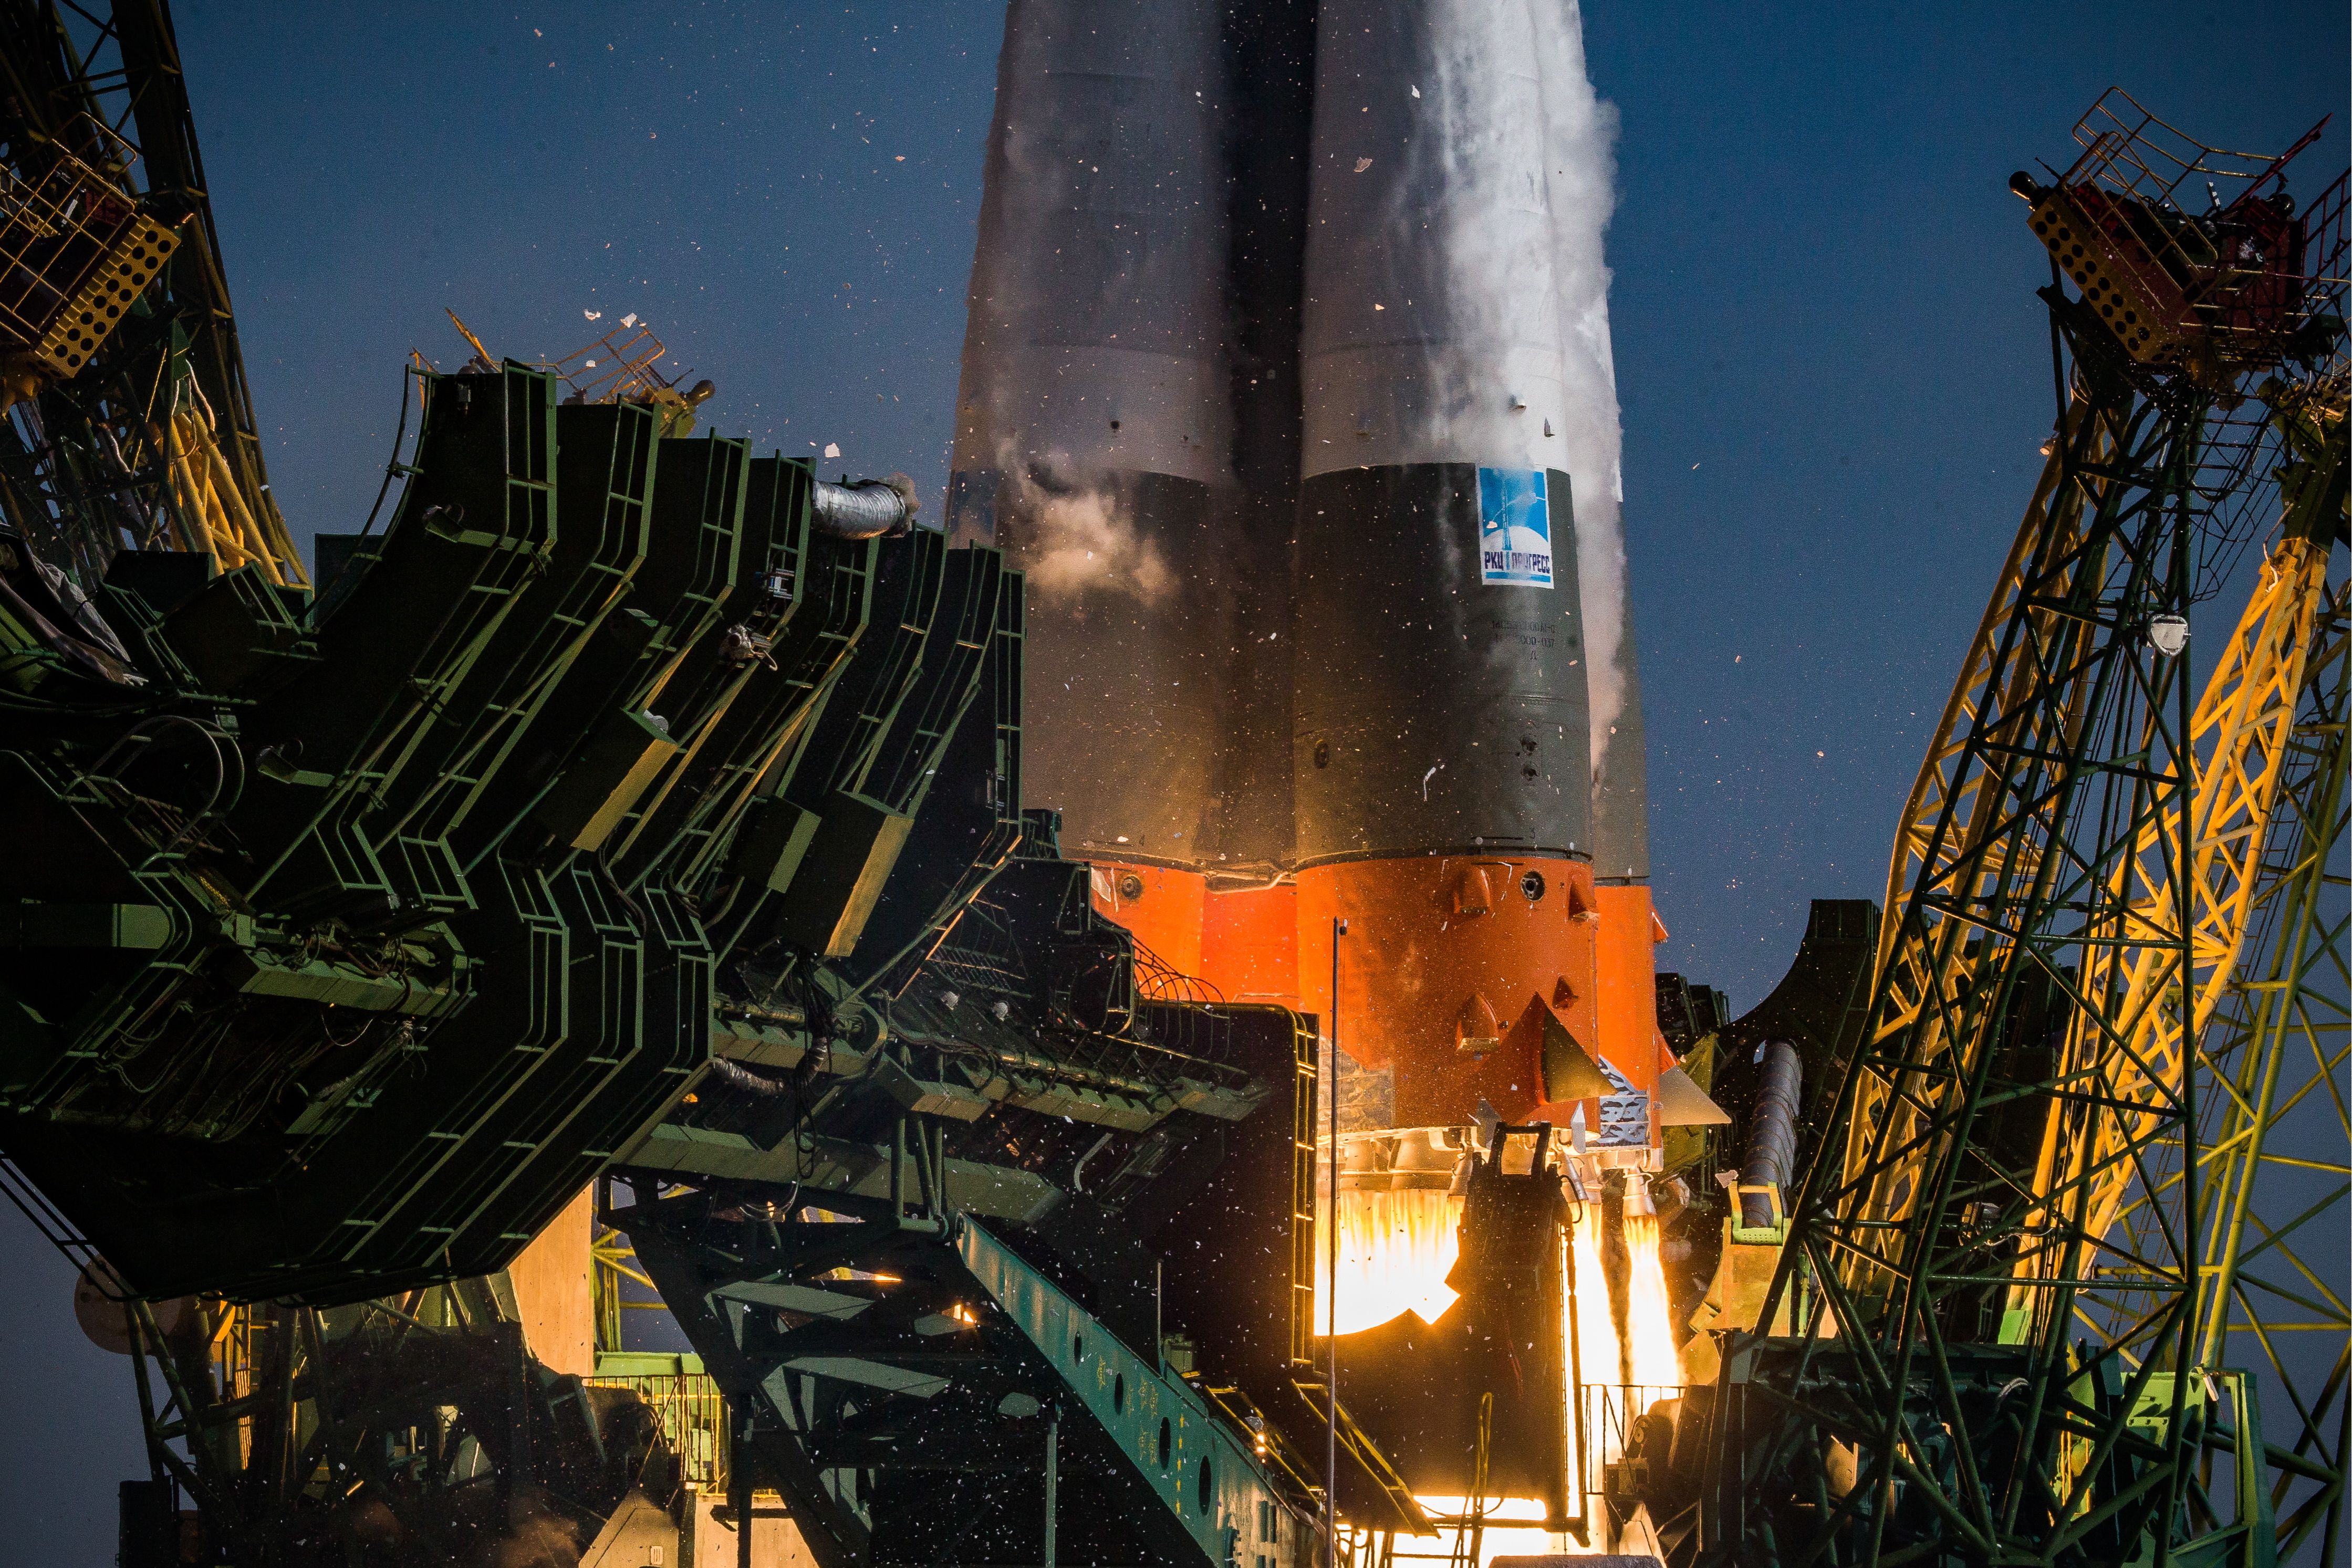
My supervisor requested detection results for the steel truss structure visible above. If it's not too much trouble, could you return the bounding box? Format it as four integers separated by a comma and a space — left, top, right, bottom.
0, 0, 296, 587
1701, 92, 2349, 1568
2176, 582, 2348, 1562
1711, 310, 2206, 1564
1708, 343, 2347, 1560
110, 1279, 674, 1566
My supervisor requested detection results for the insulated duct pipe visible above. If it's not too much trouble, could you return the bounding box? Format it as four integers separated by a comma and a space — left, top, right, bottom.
705, 1056, 791, 1097
811, 473, 919, 539
1740, 1042, 1803, 1230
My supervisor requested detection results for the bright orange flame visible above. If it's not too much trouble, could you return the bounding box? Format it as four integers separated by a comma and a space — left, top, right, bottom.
1313, 1188, 1463, 1336
1620, 1215, 1681, 1386
1567, 1214, 1617, 1394
1408, 1497, 1578, 1567
1314, 1185, 1687, 1548
1564, 1202, 1685, 1516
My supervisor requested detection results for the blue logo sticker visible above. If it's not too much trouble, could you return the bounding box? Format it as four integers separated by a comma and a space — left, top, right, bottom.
1477, 467, 1553, 588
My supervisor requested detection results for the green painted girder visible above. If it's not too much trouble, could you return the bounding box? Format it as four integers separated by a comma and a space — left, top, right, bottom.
0, 339, 1028, 1300
613, 1173, 1320, 1568
961, 1214, 1303, 1566
1705, 304, 2215, 1568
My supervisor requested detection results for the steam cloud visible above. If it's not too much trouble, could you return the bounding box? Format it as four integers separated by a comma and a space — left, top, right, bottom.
1423, 0, 1628, 767
995, 457, 1175, 605
1530, 2, 1632, 774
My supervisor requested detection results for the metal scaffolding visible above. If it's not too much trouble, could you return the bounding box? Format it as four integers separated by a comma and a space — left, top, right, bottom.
1705, 96, 2349, 1561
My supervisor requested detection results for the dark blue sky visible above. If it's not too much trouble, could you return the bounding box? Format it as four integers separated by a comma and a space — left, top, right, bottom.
5, 2, 2344, 1557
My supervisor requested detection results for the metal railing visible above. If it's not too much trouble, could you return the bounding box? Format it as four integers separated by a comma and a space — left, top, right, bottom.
585, 1371, 731, 1493
1578, 1382, 1697, 1506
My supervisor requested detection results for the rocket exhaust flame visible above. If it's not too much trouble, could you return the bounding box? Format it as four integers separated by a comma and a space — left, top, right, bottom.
1312, 1187, 1464, 1337
1609, 1173, 1681, 1384
1568, 1207, 1619, 1413
1618, 1212, 1683, 1387
1316, 1177, 1684, 1530
1406, 1497, 1574, 1568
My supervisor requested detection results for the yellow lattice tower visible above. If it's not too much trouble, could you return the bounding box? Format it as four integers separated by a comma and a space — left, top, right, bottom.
1834, 397, 2120, 1301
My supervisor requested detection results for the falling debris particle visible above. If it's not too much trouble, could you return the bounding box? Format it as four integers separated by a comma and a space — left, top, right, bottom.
1734, 655, 1742, 663
584, 359, 598, 368
1354, 157, 1373, 173
1817, 750, 1826, 757
824, 443, 841, 458
1691, 462, 1700, 469
1373, 303, 1385, 311
583, 309, 601, 320
1410, 84, 1421, 97
621, 312, 638, 328
895, 155, 906, 162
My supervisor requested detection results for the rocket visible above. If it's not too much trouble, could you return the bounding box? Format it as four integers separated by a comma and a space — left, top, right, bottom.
950, 0, 1666, 1150
949, 0, 1313, 1007
950, 0, 1698, 1534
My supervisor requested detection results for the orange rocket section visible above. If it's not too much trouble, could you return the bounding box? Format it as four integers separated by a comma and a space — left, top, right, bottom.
1296, 854, 1617, 1129
1594, 882, 1669, 1136
1201, 884, 1300, 1010
1086, 862, 1208, 978
1093, 855, 1666, 1132
1087, 863, 1301, 1010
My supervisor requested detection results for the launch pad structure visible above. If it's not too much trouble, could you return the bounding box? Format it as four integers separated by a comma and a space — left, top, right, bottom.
0, 4, 2342, 1568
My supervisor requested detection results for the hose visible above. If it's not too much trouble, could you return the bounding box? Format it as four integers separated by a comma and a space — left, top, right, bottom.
706, 1055, 791, 1097
811, 473, 919, 538
1740, 1041, 1802, 1230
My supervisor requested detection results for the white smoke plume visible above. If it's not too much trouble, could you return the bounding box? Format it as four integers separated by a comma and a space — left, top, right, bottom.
1303, 0, 1630, 775
994, 454, 1174, 605
1528, 2, 1631, 769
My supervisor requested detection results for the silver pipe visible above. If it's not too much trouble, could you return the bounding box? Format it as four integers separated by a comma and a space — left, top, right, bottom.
1741, 1042, 1803, 1229
704, 1057, 788, 1097
1070, 1132, 1113, 1194
811, 473, 918, 539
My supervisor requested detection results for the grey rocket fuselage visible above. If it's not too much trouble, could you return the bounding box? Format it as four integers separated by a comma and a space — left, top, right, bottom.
946, 0, 1657, 1520
947, 0, 1642, 891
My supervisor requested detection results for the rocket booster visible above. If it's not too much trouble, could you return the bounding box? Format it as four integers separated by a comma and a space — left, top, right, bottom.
1294, 0, 1604, 1132
948, 1, 1303, 888
950, 0, 1663, 1138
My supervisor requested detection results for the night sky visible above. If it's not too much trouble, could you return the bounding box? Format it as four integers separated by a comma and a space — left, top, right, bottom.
3, 3, 2344, 1559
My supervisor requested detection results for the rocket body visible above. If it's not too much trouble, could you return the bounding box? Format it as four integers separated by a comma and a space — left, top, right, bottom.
948, 0, 1249, 880
950, 1, 1677, 1533
951, 0, 1660, 1145
1294, 0, 1610, 1134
